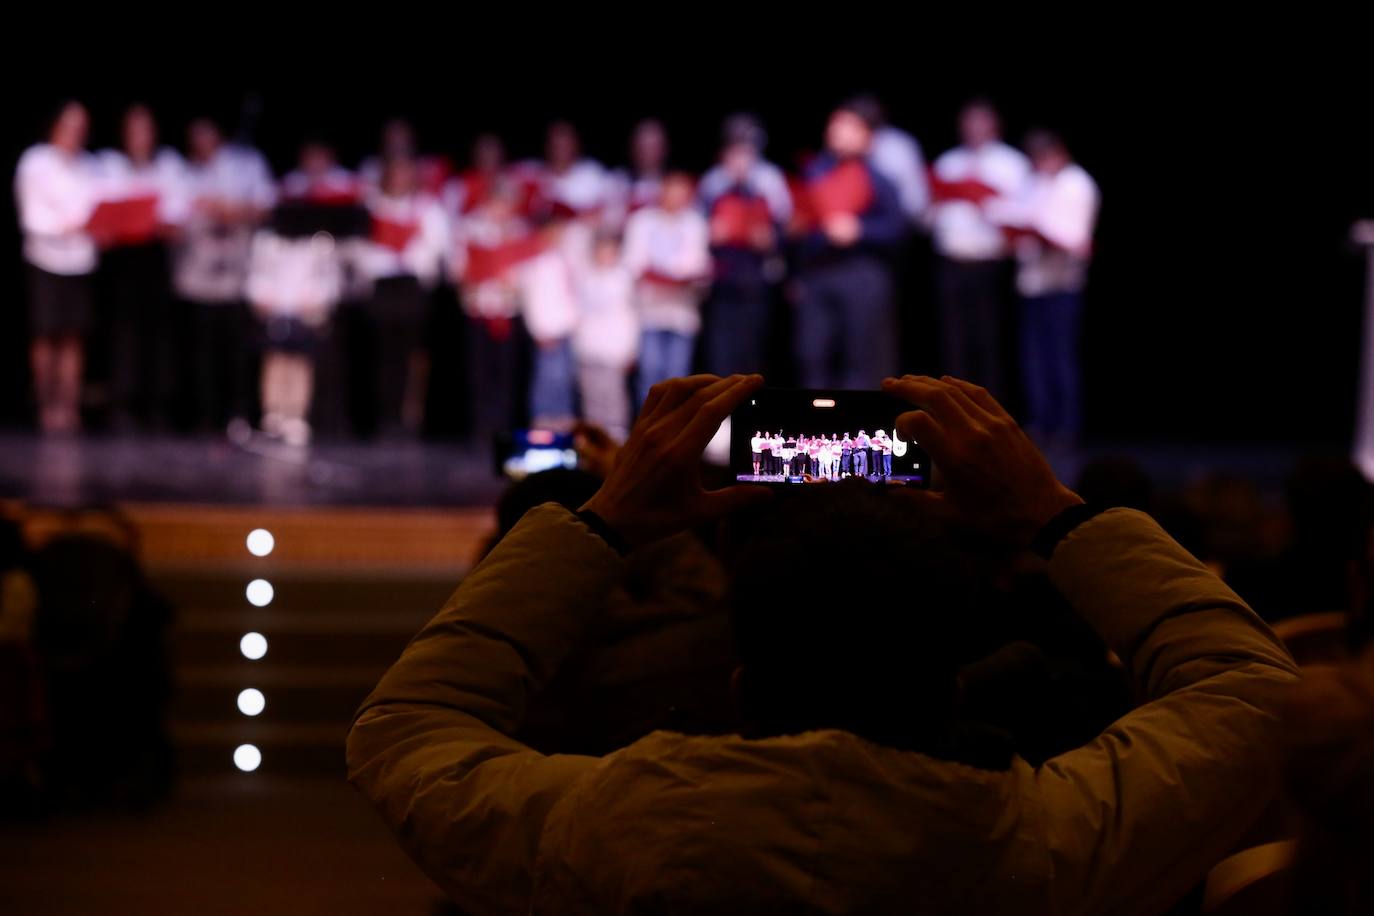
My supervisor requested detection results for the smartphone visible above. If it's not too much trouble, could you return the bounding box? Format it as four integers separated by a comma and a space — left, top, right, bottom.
493, 429, 579, 480
729, 389, 930, 488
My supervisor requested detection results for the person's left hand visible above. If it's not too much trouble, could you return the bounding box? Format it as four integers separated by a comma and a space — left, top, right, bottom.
580, 374, 773, 548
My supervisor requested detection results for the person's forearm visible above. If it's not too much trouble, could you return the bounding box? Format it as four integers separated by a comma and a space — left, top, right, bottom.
1047, 508, 1297, 699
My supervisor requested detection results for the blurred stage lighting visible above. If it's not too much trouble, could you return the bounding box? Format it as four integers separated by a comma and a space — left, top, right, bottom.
237, 688, 266, 717
246, 528, 275, 557
234, 744, 262, 772
240, 632, 268, 660
246, 579, 274, 607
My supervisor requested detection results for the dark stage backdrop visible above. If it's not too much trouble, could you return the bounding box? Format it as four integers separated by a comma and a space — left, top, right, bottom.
2, 46, 1370, 446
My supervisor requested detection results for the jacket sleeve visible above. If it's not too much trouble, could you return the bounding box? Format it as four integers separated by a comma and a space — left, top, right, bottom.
347, 503, 625, 915
1032, 509, 1299, 916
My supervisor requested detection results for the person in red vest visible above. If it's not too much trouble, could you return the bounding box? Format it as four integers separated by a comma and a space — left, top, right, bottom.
698, 114, 792, 377
358, 156, 451, 438
456, 177, 532, 442
441, 133, 507, 220
793, 98, 906, 389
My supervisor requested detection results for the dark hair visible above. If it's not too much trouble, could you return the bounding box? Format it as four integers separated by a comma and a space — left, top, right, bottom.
721, 113, 767, 152
1024, 128, 1068, 160
42, 99, 85, 141
724, 482, 991, 750
837, 94, 885, 130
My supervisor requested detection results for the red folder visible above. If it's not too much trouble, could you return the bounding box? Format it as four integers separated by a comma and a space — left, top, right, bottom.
86, 195, 159, 246
808, 159, 872, 221
710, 193, 773, 247
929, 170, 1001, 205
465, 235, 545, 283
640, 268, 706, 288
371, 217, 419, 253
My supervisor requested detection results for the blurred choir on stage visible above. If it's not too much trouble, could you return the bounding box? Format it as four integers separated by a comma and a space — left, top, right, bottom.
14, 96, 1098, 446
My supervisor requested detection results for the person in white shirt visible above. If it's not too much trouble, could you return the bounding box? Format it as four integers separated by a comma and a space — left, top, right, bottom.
246, 223, 343, 447
698, 114, 791, 376
991, 129, 1100, 444
522, 121, 609, 223
572, 233, 638, 439
358, 155, 451, 438
928, 100, 1030, 398
279, 140, 359, 205
15, 100, 97, 434
93, 104, 187, 431
855, 95, 930, 225
175, 116, 276, 435
604, 119, 668, 231
750, 430, 764, 476
624, 171, 711, 407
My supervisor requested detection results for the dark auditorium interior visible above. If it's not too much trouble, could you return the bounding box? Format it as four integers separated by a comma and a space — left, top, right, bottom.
2, 39, 1374, 916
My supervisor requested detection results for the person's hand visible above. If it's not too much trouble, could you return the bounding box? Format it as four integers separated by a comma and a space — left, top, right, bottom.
580, 374, 772, 548
823, 213, 861, 247
573, 421, 621, 479
884, 375, 1082, 547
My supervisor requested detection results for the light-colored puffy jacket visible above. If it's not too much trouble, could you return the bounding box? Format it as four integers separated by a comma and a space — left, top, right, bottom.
347, 505, 1299, 915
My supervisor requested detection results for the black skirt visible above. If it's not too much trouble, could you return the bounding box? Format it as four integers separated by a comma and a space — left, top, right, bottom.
27, 263, 94, 337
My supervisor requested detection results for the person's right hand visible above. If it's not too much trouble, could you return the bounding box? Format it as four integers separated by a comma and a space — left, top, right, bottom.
884, 375, 1082, 548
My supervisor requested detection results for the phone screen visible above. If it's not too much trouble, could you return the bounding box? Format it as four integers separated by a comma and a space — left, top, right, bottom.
493, 429, 579, 480
730, 389, 930, 487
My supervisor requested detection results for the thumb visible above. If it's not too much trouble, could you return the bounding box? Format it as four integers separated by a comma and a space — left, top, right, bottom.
699, 484, 775, 522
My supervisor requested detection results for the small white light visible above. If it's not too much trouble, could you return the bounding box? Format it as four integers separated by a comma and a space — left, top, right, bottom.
812, 398, 836, 408
240, 632, 268, 660
233, 744, 262, 772
246, 579, 274, 607
246, 529, 275, 557
237, 688, 266, 717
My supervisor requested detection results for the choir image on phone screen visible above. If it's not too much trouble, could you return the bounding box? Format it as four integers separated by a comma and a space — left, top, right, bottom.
731, 391, 929, 486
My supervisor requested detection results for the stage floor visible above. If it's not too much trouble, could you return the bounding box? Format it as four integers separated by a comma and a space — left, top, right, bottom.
0, 431, 1309, 509
0, 432, 507, 508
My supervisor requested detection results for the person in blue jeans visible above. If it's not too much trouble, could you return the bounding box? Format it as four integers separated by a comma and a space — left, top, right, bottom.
625, 172, 711, 408
991, 129, 1100, 445
637, 328, 695, 408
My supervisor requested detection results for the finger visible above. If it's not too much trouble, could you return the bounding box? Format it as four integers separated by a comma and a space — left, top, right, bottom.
643, 374, 725, 423
894, 409, 954, 468
940, 376, 1010, 420
698, 483, 774, 521
679, 374, 763, 448
883, 376, 976, 431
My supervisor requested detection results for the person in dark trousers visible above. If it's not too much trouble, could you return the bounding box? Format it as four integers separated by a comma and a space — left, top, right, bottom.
93, 105, 186, 431
698, 114, 792, 377
173, 117, 276, 435
853, 429, 870, 478
793, 98, 906, 389
15, 101, 97, 435
927, 100, 1029, 399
